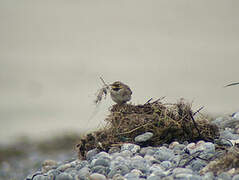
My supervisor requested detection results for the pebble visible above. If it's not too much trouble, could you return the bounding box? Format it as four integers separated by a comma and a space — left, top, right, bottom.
134, 132, 153, 143
20, 115, 239, 180
57, 163, 72, 172
121, 143, 140, 154
184, 141, 215, 154
55, 172, 74, 180
153, 147, 175, 161
217, 172, 231, 180
90, 173, 107, 180
41, 160, 58, 173
233, 174, 239, 180
86, 148, 99, 161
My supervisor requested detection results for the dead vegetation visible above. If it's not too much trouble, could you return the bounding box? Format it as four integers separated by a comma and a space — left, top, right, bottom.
200, 146, 239, 175
77, 99, 219, 159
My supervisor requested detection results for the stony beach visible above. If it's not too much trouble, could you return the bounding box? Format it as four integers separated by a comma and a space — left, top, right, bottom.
0, 114, 238, 180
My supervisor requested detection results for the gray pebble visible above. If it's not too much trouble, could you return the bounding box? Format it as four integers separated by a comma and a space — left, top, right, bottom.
148, 164, 164, 175
77, 167, 91, 179
220, 130, 239, 140
202, 172, 214, 180
57, 163, 72, 172
153, 147, 175, 161
160, 161, 172, 170
86, 148, 99, 161
55, 172, 74, 180
217, 172, 231, 180
91, 165, 108, 175
124, 172, 140, 180
121, 143, 140, 154
147, 175, 166, 180
108, 164, 130, 178
130, 157, 151, 173
190, 159, 207, 172
33, 175, 50, 180
174, 173, 202, 180
90, 173, 107, 180
93, 158, 111, 167
134, 132, 153, 143
172, 168, 193, 175
112, 174, 127, 180
76, 160, 89, 170
233, 174, 239, 180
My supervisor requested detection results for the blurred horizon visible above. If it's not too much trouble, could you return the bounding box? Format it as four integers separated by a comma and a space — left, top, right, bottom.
0, 0, 239, 144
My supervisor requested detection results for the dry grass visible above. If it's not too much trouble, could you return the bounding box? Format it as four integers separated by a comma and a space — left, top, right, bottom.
77, 99, 219, 159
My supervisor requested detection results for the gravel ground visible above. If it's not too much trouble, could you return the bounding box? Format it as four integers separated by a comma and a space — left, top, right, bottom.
1, 115, 239, 180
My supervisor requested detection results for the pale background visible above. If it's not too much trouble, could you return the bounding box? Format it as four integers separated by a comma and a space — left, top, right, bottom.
0, 0, 239, 144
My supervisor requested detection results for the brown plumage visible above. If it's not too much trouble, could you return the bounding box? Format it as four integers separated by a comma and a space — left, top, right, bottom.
110, 81, 132, 105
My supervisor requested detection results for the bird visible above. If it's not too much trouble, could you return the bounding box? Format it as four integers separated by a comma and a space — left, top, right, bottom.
109, 81, 132, 105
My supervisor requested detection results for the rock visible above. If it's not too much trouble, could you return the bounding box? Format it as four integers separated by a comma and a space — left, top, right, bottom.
148, 164, 164, 175
112, 173, 127, 180
233, 174, 239, 180
160, 161, 172, 170
190, 159, 207, 172
55, 172, 74, 180
153, 147, 175, 161
89, 173, 107, 180
202, 172, 214, 180
184, 141, 215, 154
134, 132, 153, 143
91, 165, 108, 175
130, 156, 151, 173
109, 147, 121, 154
230, 139, 239, 146
57, 163, 72, 172
33, 175, 49, 180
92, 157, 111, 167
46, 169, 61, 178
217, 172, 231, 180
172, 168, 193, 175
121, 143, 140, 154
144, 155, 159, 164
169, 141, 180, 149
174, 173, 202, 180
76, 160, 89, 170
118, 150, 133, 158
220, 130, 239, 140
86, 148, 99, 161
124, 172, 140, 180
108, 164, 130, 178
211, 117, 225, 127
41, 160, 58, 173
76, 167, 91, 179
214, 138, 234, 147
147, 175, 164, 180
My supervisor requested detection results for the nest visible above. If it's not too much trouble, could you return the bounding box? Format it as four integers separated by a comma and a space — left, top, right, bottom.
77, 99, 219, 159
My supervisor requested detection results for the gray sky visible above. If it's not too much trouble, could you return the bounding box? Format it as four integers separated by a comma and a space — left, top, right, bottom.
0, 0, 239, 143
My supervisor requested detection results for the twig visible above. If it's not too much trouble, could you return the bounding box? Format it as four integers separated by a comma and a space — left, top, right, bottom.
193, 106, 204, 116
189, 111, 201, 137
144, 98, 153, 105
153, 96, 166, 103
99, 76, 109, 88
117, 122, 152, 135
224, 82, 239, 87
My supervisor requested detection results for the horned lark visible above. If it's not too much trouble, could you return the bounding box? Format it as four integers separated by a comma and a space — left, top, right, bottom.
110, 81, 132, 105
